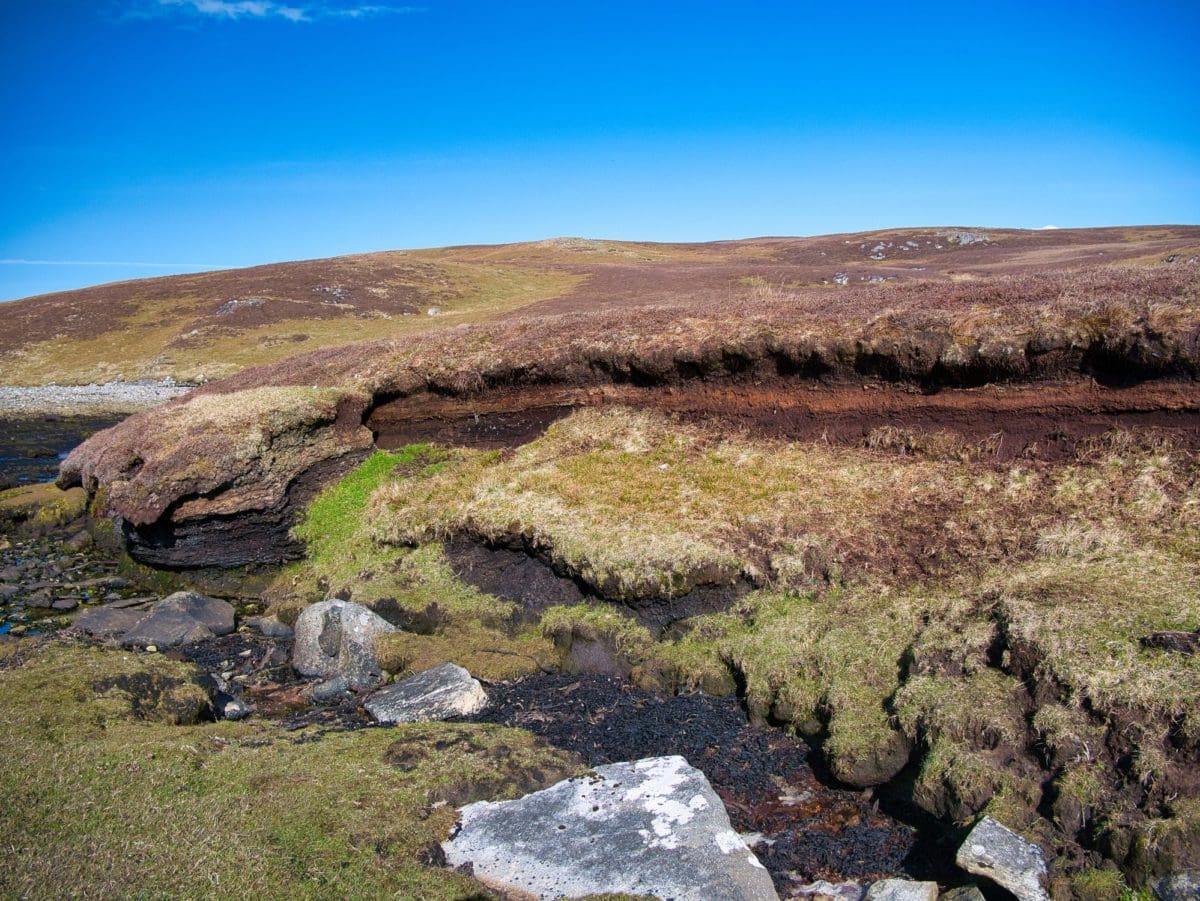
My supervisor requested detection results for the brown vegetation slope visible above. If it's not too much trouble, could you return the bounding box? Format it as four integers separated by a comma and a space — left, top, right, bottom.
55, 226, 1200, 569
4, 225, 1198, 386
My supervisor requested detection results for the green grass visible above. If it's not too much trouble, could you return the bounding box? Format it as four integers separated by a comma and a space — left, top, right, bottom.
0, 639, 582, 899
273, 449, 557, 681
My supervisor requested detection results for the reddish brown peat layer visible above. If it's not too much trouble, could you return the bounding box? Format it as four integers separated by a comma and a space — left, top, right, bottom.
368, 379, 1200, 460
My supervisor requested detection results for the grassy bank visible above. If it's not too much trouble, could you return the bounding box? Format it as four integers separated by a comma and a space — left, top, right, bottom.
0, 640, 582, 898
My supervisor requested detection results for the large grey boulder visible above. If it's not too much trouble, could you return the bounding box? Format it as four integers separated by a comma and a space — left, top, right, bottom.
955, 817, 1048, 901
292, 599, 396, 690
442, 754, 778, 900
365, 663, 486, 724
866, 881, 938, 901
1156, 871, 1200, 900
118, 592, 235, 648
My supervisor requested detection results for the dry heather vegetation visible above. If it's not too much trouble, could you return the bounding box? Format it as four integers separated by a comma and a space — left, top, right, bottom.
264, 409, 1200, 887
4, 225, 1198, 387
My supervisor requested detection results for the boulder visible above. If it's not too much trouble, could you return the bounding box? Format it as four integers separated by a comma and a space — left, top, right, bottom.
73, 606, 145, 638
442, 754, 778, 900
955, 817, 1048, 901
365, 663, 487, 724
292, 599, 396, 690
1156, 871, 1200, 900
120, 592, 235, 649
866, 881, 938, 901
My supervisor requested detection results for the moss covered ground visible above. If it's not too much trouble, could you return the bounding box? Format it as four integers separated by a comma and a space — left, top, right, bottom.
0, 639, 583, 898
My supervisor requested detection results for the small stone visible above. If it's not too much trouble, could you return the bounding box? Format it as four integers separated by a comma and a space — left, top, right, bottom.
245, 614, 293, 639
365, 663, 487, 724
939, 887, 985, 901
866, 880, 938, 901
311, 676, 350, 703
219, 697, 252, 720
51, 597, 80, 611
794, 881, 866, 900
145, 645, 158, 653
27, 589, 53, 608
955, 817, 1048, 901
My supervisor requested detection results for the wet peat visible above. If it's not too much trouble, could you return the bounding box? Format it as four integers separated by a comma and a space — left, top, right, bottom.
468, 673, 916, 891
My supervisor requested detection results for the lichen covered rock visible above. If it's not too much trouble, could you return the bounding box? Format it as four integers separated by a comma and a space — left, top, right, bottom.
442, 755, 778, 900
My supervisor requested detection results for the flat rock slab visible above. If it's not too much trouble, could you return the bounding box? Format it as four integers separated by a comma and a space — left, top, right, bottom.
443, 754, 778, 901
120, 592, 235, 649
955, 817, 1048, 901
292, 599, 396, 690
73, 606, 145, 638
365, 663, 487, 724
865, 880, 938, 901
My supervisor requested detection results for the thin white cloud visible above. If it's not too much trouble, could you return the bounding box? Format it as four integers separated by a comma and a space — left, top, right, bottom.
147, 0, 423, 21
0, 259, 227, 268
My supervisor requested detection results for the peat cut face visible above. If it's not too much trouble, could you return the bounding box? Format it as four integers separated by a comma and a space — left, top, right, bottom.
445, 534, 753, 633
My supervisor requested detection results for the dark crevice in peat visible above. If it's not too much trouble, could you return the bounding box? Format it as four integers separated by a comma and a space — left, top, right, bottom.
444, 532, 753, 634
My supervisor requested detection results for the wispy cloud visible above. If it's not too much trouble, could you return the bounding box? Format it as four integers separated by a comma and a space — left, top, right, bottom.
0, 259, 227, 268
142, 0, 423, 22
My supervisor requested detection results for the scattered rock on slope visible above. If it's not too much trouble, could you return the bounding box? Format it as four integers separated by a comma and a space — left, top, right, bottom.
292, 598, 396, 690
70, 590, 235, 649
955, 816, 1048, 901
442, 754, 779, 901
365, 662, 486, 723
119, 591, 235, 648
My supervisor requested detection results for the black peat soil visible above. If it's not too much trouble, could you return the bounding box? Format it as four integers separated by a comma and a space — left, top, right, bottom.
468, 673, 917, 892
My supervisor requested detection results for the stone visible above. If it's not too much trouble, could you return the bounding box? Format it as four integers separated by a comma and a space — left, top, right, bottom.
442, 755, 778, 901
245, 614, 293, 639
103, 596, 156, 609
27, 589, 53, 608
365, 663, 487, 724
310, 676, 350, 703
217, 696, 252, 720
72, 606, 144, 637
292, 599, 397, 690
1156, 871, 1200, 900
866, 881, 938, 901
120, 591, 235, 649
939, 887, 985, 901
51, 597, 79, 611
955, 817, 1048, 901
794, 881, 866, 900
65, 530, 92, 552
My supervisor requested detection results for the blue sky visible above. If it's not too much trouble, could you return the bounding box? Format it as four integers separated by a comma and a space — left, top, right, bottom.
2, 0, 1198, 300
